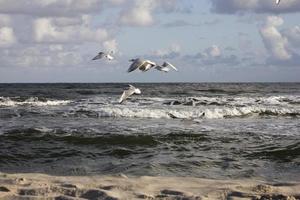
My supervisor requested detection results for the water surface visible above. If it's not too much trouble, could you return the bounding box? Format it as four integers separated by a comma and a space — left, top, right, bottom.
0, 83, 299, 181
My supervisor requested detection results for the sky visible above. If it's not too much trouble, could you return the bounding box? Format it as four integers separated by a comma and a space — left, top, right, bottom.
0, 0, 300, 82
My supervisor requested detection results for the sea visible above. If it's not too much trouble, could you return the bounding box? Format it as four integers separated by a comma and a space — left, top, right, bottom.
0, 83, 299, 181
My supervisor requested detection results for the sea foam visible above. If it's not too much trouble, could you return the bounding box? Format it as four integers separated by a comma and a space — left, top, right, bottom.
0, 97, 71, 107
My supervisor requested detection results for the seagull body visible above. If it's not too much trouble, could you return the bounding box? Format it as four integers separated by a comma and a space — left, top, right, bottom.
92, 51, 114, 61
155, 62, 178, 73
119, 85, 141, 103
155, 65, 170, 72
276, 0, 280, 5
127, 58, 156, 73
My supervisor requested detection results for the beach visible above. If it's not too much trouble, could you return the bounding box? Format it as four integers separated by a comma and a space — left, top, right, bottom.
1, 173, 300, 200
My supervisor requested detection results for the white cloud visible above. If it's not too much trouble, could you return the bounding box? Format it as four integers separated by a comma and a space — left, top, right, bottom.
103, 39, 118, 52
33, 16, 108, 43
0, 0, 123, 17
152, 43, 181, 58
0, 1, 122, 70
0, 45, 84, 68
283, 25, 300, 48
259, 16, 291, 60
187, 45, 240, 66
204, 45, 221, 57
210, 0, 300, 14
119, 0, 180, 27
0, 26, 16, 47
119, 0, 155, 26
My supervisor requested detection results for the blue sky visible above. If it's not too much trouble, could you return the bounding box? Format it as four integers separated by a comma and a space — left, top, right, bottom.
0, 0, 300, 82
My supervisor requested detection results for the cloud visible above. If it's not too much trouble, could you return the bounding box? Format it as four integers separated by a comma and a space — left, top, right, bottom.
119, 0, 181, 27
258, 16, 300, 66
259, 16, 291, 61
151, 43, 181, 59
0, 45, 86, 68
163, 20, 194, 28
204, 18, 221, 26
0, 14, 11, 26
210, 0, 300, 14
187, 45, 240, 66
224, 46, 236, 51
0, 26, 17, 47
0, 1, 122, 69
33, 16, 108, 44
204, 45, 221, 57
102, 39, 118, 52
283, 26, 300, 48
0, 0, 124, 17
162, 19, 220, 28
119, 0, 156, 26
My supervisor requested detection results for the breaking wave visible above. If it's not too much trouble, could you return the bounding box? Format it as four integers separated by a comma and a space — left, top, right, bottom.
163, 96, 300, 107
1, 95, 299, 120
0, 97, 71, 107
71, 105, 300, 119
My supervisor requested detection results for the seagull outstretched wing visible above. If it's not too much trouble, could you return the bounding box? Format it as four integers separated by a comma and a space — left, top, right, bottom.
162, 62, 178, 71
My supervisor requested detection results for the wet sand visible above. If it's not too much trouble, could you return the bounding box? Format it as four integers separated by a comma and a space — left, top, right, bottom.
0, 173, 299, 199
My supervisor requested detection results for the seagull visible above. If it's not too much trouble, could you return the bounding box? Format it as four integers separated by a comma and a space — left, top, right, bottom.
127, 58, 156, 73
119, 85, 141, 103
276, 0, 280, 5
92, 51, 114, 61
155, 61, 178, 73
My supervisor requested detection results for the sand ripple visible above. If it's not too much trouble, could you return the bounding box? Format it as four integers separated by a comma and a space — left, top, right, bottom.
0, 173, 299, 200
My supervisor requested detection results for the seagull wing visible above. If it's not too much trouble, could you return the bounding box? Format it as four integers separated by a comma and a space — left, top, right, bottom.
119, 88, 135, 103
276, 0, 280, 5
145, 60, 156, 66
163, 62, 178, 71
128, 84, 136, 89
92, 52, 105, 60
127, 59, 144, 72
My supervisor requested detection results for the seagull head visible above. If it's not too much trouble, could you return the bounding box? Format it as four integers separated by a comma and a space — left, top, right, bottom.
134, 88, 141, 94
129, 58, 137, 62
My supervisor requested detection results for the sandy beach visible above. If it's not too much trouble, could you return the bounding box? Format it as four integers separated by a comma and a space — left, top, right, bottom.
0, 173, 299, 200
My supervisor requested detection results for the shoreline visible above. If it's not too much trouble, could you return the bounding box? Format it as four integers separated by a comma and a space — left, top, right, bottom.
0, 173, 299, 200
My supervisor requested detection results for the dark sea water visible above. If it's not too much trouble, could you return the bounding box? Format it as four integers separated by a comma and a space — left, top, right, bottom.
0, 83, 299, 181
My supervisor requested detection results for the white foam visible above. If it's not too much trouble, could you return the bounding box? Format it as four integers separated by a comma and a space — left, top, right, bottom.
93, 105, 299, 120
166, 95, 300, 107
0, 97, 71, 107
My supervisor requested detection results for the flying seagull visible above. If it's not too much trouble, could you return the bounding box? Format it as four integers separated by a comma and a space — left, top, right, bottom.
92, 51, 114, 61
127, 58, 156, 73
276, 0, 280, 5
155, 61, 178, 73
119, 85, 141, 103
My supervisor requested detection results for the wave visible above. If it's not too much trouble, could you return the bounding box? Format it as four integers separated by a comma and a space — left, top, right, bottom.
162, 96, 300, 107
70, 105, 300, 119
1, 128, 159, 147
0, 97, 71, 107
246, 142, 300, 162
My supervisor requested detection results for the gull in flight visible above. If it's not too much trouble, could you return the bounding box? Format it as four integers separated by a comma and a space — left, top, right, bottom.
119, 85, 141, 103
127, 58, 156, 73
276, 0, 280, 5
155, 62, 178, 73
92, 51, 114, 61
